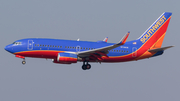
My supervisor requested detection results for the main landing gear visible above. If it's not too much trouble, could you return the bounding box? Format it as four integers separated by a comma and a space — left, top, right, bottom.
82, 61, 91, 70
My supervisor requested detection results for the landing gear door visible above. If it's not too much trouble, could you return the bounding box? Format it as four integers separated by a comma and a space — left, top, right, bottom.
28, 40, 33, 50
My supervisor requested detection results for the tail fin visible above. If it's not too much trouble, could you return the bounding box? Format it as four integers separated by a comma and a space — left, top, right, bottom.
137, 12, 172, 48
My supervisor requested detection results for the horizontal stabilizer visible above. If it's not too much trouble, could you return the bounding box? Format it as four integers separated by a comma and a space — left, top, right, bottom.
148, 46, 174, 52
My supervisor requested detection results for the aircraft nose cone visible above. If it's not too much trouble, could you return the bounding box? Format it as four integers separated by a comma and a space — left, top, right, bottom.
4, 45, 13, 53
4, 46, 8, 51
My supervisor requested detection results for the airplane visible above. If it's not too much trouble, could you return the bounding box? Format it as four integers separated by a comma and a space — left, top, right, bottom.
4, 12, 174, 70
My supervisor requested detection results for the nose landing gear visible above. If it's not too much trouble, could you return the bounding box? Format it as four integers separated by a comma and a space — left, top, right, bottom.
15, 55, 26, 65
22, 59, 26, 65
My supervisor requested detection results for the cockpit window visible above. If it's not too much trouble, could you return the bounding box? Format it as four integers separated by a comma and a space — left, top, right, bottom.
12, 42, 22, 45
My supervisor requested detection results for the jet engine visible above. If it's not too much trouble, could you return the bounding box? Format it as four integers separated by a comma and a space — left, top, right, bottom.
53, 53, 77, 64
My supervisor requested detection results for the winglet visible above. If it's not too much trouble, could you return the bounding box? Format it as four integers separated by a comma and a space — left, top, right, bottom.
103, 37, 108, 42
117, 31, 130, 45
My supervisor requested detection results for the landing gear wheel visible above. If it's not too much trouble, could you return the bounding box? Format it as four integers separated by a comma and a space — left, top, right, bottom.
81, 61, 91, 70
22, 61, 26, 65
86, 64, 91, 70
82, 65, 86, 70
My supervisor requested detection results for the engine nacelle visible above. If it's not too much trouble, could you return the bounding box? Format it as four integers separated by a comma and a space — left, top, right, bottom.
53, 53, 77, 64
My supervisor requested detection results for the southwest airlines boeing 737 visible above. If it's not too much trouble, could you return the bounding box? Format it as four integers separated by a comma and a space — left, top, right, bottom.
4, 12, 173, 70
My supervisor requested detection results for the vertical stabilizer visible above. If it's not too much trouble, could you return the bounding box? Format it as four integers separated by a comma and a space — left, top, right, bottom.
137, 12, 172, 48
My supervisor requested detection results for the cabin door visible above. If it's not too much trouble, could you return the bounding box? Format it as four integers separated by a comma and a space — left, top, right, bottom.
28, 40, 33, 50
76, 46, 81, 52
132, 47, 137, 57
